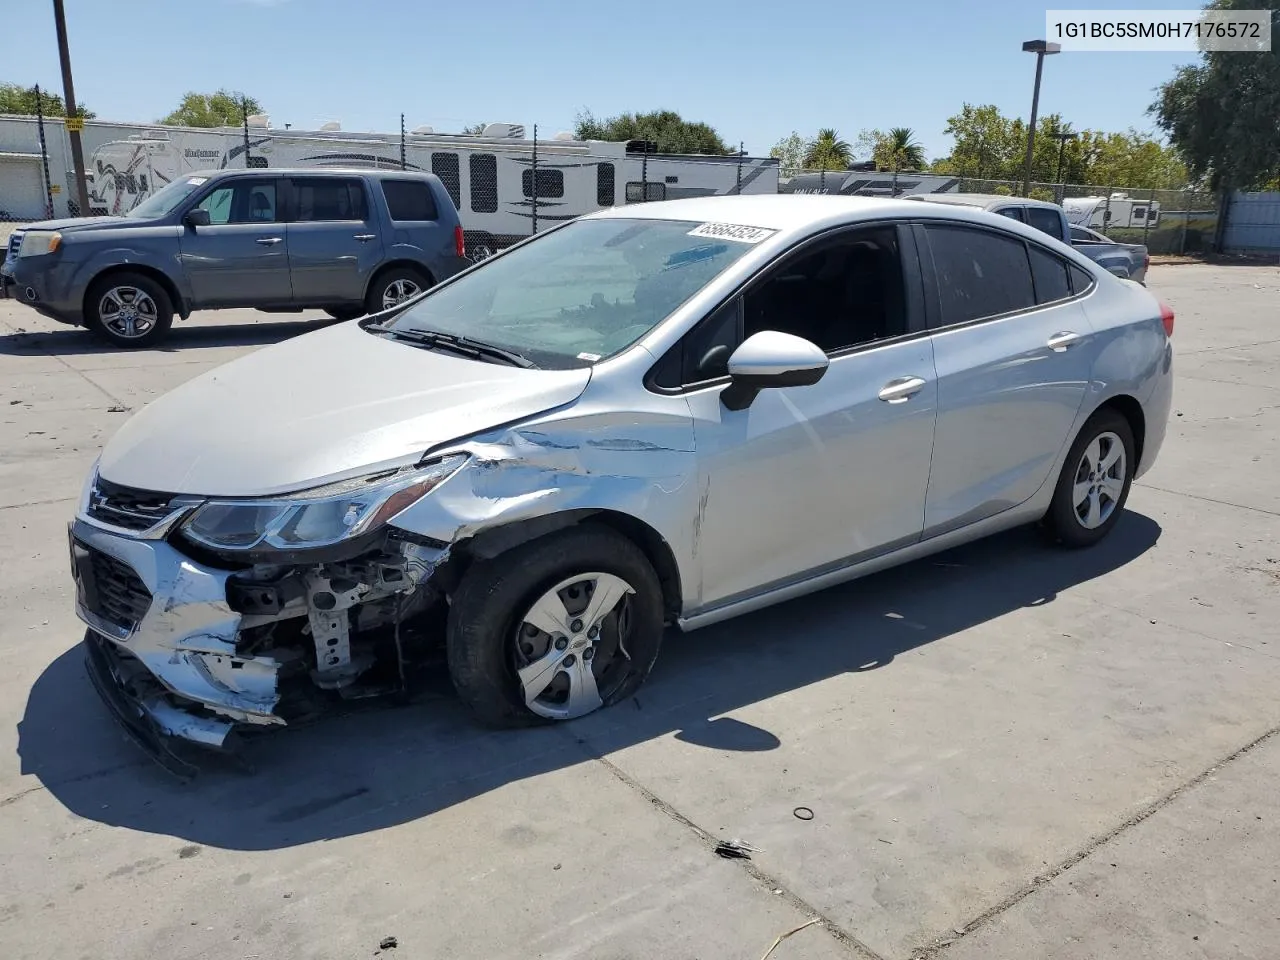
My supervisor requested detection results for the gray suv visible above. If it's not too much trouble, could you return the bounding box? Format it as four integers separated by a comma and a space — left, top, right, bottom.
1, 168, 468, 347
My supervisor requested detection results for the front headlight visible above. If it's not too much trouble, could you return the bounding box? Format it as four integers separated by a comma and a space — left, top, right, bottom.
182, 455, 467, 551
18, 231, 62, 257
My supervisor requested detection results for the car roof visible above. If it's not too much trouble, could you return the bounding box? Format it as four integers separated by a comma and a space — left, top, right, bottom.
905, 192, 1062, 211
585, 193, 1011, 232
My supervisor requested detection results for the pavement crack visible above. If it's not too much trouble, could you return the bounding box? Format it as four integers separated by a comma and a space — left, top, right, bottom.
0, 496, 77, 512
911, 723, 1280, 958
1179, 336, 1280, 356
583, 744, 887, 960
1134, 482, 1280, 518
0, 784, 47, 808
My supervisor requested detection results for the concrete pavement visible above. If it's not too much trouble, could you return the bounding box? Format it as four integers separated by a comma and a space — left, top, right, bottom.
1, 264, 1278, 959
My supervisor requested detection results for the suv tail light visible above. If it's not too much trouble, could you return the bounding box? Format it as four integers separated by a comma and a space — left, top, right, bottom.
1158, 299, 1175, 337
454, 225, 465, 259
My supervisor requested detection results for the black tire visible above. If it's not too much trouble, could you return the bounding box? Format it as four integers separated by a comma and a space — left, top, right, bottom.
364, 265, 431, 316
324, 306, 365, 321
1042, 408, 1136, 548
85, 271, 175, 348
447, 524, 665, 728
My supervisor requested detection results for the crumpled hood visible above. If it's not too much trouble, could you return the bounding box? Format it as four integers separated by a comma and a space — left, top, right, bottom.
98, 321, 592, 497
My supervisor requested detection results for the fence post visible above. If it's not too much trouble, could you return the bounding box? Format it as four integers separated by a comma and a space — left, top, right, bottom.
241, 97, 251, 168
820, 167, 826, 193
1142, 187, 1156, 247
641, 141, 648, 202
1180, 189, 1191, 255
531, 124, 538, 234
736, 141, 743, 195
892, 168, 899, 197
34, 85, 56, 219
1103, 187, 1113, 231
400, 113, 406, 171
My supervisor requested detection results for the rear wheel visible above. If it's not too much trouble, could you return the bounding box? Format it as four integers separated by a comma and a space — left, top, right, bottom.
364, 265, 430, 316
85, 272, 174, 348
447, 525, 664, 727
1043, 408, 1135, 548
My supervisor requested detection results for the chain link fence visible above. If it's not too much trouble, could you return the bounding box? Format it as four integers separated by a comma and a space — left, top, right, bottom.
0, 107, 1221, 258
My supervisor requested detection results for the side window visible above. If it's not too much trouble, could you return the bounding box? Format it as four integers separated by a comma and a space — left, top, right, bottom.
522, 168, 564, 199
597, 162, 615, 206
625, 181, 666, 203
1025, 206, 1065, 241
1029, 246, 1072, 304
1069, 225, 1089, 242
995, 206, 1025, 222
925, 224, 1036, 325
381, 179, 439, 221
196, 179, 278, 224
1069, 263, 1095, 295
293, 178, 365, 221
470, 154, 498, 213
431, 153, 461, 208
682, 299, 741, 384
743, 226, 908, 353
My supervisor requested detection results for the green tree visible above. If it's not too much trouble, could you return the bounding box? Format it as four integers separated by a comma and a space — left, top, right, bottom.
161, 89, 263, 127
803, 128, 852, 170
461, 122, 487, 135
574, 109, 730, 154
0, 82, 93, 118
857, 127, 927, 171
1152, 1, 1278, 188
770, 131, 807, 176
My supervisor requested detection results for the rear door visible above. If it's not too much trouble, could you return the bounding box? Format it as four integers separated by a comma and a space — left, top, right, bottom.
284, 176, 383, 304
918, 221, 1097, 537
179, 176, 292, 307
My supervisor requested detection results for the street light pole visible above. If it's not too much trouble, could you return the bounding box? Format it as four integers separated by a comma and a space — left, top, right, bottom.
1020, 40, 1060, 198
52, 0, 90, 217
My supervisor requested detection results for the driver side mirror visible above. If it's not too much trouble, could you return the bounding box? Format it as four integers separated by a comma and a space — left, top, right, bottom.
183, 208, 210, 229
720, 330, 829, 411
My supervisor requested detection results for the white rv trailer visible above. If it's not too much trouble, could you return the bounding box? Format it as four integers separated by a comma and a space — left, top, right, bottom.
1062, 193, 1162, 230
75, 121, 779, 257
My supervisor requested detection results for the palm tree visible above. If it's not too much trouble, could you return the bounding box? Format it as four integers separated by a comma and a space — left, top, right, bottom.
803, 128, 852, 171
883, 127, 926, 171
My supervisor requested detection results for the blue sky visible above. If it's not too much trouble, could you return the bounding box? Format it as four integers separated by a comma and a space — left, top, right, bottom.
5, 0, 1198, 160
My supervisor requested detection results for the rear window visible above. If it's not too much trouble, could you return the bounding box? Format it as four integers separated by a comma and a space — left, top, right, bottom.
1025, 206, 1065, 241
380, 179, 439, 221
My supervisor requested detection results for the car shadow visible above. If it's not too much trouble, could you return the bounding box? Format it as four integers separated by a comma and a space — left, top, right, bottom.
17, 512, 1161, 850
0, 316, 339, 357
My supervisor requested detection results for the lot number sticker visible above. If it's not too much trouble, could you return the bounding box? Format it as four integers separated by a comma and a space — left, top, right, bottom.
687, 222, 776, 244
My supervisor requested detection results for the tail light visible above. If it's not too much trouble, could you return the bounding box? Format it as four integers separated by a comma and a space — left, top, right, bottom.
1158, 299, 1175, 337
454, 225, 465, 259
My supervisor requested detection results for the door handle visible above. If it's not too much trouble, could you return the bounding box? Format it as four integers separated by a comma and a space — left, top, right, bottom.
255, 237, 283, 246
1047, 331, 1082, 352
354, 233, 376, 242
878, 376, 927, 404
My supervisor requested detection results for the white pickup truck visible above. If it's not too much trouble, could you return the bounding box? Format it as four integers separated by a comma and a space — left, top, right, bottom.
907, 193, 1150, 284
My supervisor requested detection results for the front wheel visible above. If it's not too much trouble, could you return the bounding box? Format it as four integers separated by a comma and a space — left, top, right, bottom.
447, 524, 665, 727
85, 272, 175, 348
1042, 408, 1136, 548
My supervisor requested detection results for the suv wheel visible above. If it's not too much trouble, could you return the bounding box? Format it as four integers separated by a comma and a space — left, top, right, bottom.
447, 524, 665, 727
86, 272, 174, 348
366, 266, 430, 316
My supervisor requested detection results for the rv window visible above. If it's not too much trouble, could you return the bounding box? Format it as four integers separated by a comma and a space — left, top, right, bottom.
292, 178, 367, 221
381, 179, 439, 221
470, 154, 498, 213
431, 153, 461, 208
1132, 206, 1146, 220
597, 163, 615, 206
246, 156, 269, 169
521, 168, 564, 199
625, 181, 666, 203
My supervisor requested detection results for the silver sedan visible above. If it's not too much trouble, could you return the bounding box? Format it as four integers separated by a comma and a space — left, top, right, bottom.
69, 195, 1174, 770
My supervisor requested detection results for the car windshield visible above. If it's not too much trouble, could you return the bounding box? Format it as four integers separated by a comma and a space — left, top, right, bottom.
383, 218, 760, 368
124, 175, 211, 219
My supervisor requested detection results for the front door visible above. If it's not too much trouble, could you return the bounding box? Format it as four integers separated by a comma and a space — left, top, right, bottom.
679, 224, 938, 610
284, 176, 384, 304
918, 222, 1096, 536
179, 177, 292, 307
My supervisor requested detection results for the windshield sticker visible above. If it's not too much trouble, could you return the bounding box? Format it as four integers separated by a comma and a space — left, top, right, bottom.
576, 352, 602, 362
687, 222, 776, 244
186, 177, 208, 185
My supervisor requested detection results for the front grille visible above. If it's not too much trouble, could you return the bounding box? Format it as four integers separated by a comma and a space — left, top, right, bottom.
87, 477, 178, 532
84, 548, 152, 632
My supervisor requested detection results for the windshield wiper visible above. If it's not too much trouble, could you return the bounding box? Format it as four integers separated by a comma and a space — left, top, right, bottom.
367, 325, 538, 369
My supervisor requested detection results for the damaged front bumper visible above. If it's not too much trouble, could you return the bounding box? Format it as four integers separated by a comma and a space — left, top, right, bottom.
69, 516, 446, 772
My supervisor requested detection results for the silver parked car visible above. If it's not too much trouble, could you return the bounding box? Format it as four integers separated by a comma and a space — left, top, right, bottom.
69, 195, 1175, 772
